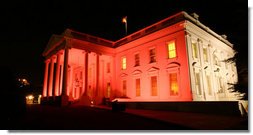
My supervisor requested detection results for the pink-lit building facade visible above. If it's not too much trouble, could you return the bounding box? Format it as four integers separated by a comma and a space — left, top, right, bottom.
42, 11, 238, 106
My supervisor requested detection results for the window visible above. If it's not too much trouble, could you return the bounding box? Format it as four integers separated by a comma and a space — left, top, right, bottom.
218, 77, 224, 93
206, 75, 212, 95
168, 41, 176, 58
121, 56, 127, 70
134, 53, 140, 66
151, 76, 157, 96
122, 80, 127, 97
213, 54, 220, 66
203, 48, 208, 62
136, 78, 141, 96
195, 72, 202, 95
107, 62, 110, 73
192, 42, 198, 59
106, 83, 111, 98
169, 73, 178, 96
149, 48, 156, 63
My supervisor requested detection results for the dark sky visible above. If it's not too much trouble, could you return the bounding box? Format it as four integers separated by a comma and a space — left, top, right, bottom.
0, 0, 248, 86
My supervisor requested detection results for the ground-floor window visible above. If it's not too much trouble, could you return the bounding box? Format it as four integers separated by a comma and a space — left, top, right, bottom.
195, 72, 202, 95
169, 73, 179, 96
151, 76, 157, 96
136, 78, 141, 97
106, 82, 111, 98
206, 74, 212, 95
122, 80, 127, 97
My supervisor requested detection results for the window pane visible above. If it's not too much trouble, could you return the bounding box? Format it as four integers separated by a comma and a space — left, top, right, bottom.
135, 53, 140, 66
203, 48, 208, 62
195, 73, 201, 95
122, 80, 127, 97
168, 41, 176, 58
192, 42, 198, 59
122, 57, 127, 69
136, 78, 141, 96
206, 75, 212, 95
170, 73, 178, 96
107, 62, 110, 73
149, 48, 156, 63
151, 76, 157, 96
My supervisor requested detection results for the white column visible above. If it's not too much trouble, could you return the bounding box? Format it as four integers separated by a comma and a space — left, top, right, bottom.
69, 66, 73, 96
62, 47, 69, 96
54, 52, 62, 96
59, 64, 63, 95
48, 56, 55, 97
84, 51, 89, 95
96, 53, 100, 97
43, 59, 50, 97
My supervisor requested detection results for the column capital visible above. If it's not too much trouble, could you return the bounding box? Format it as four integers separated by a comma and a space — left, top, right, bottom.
57, 50, 64, 55
65, 38, 73, 48
185, 31, 191, 37
45, 59, 51, 63
51, 55, 57, 59
82, 50, 91, 54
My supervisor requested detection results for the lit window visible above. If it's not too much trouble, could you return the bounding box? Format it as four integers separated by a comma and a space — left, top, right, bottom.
149, 48, 156, 63
192, 42, 198, 59
195, 72, 201, 95
151, 76, 157, 96
203, 48, 208, 62
122, 56, 127, 70
169, 73, 178, 96
168, 41, 176, 58
122, 80, 127, 97
206, 75, 212, 95
134, 53, 140, 66
107, 62, 110, 73
136, 78, 141, 97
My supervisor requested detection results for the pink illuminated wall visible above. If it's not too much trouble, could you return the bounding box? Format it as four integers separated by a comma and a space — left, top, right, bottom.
114, 21, 192, 102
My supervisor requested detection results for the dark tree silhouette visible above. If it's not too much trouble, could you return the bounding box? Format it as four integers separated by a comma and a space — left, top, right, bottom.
224, 52, 248, 100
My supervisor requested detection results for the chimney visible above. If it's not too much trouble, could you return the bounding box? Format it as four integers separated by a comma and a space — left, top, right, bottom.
191, 13, 199, 20
221, 34, 227, 39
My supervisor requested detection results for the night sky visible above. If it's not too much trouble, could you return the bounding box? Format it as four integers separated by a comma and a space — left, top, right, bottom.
0, 0, 248, 87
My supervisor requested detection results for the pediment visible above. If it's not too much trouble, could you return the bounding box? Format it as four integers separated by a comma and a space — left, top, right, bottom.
132, 70, 142, 75
166, 62, 180, 71
167, 62, 180, 68
147, 67, 159, 72
120, 73, 128, 77
43, 34, 65, 56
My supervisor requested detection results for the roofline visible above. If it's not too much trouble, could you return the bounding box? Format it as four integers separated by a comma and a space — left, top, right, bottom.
182, 11, 233, 47
44, 11, 233, 56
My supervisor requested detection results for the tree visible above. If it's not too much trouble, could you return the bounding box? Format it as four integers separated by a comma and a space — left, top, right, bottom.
224, 52, 248, 100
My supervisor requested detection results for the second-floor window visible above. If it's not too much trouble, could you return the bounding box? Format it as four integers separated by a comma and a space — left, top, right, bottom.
134, 53, 140, 66
107, 62, 110, 73
192, 42, 198, 59
168, 41, 176, 58
122, 56, 127, 70
203, 48, 208, 62
149, 48, 156, 63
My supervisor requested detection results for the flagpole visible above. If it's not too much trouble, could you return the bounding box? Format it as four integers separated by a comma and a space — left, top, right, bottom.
125, 20, 127, 35
122, 16, 127, 35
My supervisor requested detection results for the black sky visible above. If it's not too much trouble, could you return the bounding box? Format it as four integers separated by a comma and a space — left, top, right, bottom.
0, 0, 248, 86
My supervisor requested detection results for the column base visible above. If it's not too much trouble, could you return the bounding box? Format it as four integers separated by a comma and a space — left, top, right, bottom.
61, 95, 69, 106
